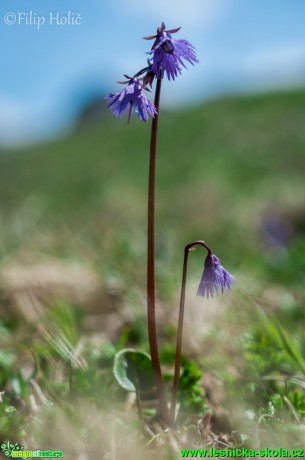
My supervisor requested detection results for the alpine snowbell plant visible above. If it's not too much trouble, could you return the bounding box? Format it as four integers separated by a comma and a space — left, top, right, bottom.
106, 23, 234, 428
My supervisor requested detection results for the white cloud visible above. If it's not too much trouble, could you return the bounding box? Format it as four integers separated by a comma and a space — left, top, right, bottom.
0, 97, 31, 147
0, 96, 71, 148
243, 45, 305, 86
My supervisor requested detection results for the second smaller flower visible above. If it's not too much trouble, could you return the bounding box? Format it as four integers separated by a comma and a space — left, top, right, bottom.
197, 253, 235, 299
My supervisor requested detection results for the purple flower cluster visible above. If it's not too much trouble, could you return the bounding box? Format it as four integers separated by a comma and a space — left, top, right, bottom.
105, 78, 157, 123
145, 22, 199, 81
197, 253, 235, 299
105, 22, 198, 122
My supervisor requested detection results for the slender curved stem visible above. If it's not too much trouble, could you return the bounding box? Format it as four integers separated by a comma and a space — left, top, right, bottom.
170, 240, 211, 426
147, 77, 169, 424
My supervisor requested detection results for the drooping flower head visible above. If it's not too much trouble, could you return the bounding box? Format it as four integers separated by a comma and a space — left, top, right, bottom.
143, 22, 199, 81
105, 77, 157, 123
197, 252, 235, 299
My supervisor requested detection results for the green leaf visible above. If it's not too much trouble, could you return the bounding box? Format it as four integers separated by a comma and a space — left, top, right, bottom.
290, 378, 305, 390
113, 348, 155, 392
276, 323, 305, 374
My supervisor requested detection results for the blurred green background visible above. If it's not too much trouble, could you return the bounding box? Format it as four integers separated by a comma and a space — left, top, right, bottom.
1, 89, 305, 288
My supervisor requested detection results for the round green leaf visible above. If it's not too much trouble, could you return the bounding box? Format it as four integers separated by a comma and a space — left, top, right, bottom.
113, 348, 155, 392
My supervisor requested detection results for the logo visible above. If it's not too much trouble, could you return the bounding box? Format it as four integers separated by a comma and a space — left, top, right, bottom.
0, 442, 64, 458
1, 442, 23, 457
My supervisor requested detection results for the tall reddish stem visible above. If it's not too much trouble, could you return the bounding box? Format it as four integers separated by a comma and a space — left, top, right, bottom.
147, 77, 169, 424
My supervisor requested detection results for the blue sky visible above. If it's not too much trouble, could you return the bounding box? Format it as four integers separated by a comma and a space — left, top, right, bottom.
1, 0, 305, 146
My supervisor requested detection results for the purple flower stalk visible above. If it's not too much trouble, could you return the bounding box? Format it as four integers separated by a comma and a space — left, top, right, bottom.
144, 22, 199, 81
197, 253, 235, 299
105, 78, 157, 123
